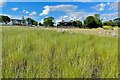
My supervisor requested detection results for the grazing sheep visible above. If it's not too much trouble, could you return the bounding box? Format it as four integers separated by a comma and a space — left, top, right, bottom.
99, 31, 102, 34
57, 29, 65, 34
70, 32, 75, 35
97, 27, 103, 30
112, 32, 117, 37
65, 29, 68, 32
57, 29, 60, 32
61, 29, 65, 34
114, 28, 118, 31
105, 31, 110, 35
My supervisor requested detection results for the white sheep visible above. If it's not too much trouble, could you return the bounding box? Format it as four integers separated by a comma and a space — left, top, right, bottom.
57, 29, 65, 34
99, 31, 102, 34
70, 32, 75, 35
112, 32, 117, 37
105, 31, 110, 35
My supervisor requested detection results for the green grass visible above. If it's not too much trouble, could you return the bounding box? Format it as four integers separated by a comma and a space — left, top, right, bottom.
2, 27, 118, 78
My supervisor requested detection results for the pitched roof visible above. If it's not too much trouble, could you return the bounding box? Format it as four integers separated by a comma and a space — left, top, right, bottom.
12, 19, 22, 22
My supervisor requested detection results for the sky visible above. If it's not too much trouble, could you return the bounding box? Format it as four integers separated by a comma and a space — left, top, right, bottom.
3, 0, 120, 2
0, 1, 119, 24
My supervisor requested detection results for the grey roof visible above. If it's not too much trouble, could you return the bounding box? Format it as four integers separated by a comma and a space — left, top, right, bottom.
12, 19, 22, 22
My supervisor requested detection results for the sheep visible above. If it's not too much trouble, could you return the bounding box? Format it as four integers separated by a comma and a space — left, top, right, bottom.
112, 32, 117, 37
99, 31, 102, 34
70, 32, 75, 35
105, 31, 111, 35
57, 29, 65, 34
97, 27, 103, 30
114, 28, 118, 31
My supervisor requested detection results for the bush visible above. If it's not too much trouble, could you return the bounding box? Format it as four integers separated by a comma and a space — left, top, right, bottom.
103, 26, 114, 30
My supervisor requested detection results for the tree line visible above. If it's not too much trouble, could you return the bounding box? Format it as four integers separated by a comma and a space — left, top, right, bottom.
0, 14, 120, 28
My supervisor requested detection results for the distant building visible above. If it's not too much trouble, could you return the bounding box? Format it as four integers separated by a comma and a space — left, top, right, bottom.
12, 19, 29, 26
57, 20, 75, 28
12, 19, 22, 25
27, 20, 32, 26
0, 18, 32, 26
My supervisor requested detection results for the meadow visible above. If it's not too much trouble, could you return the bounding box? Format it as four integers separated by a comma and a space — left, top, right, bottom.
2, 27, 118, 78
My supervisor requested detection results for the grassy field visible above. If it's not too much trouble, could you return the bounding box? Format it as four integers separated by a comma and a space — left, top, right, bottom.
2, 27, 118, 78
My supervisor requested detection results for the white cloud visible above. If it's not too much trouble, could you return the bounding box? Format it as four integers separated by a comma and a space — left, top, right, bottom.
75, 0, 91, 1
55, 10, 119, 23
40, 4, 77, 16
61, 0, 92, 1
55, 11, 95, 24
5, 0, 120, 2
92, 3, 106, 11
29, 11, 36, 16
0, 0, 5, 7
40, 19, 44, 24
108, 2, 118, 10
11, 7, 19, 11
100, 12, 119, 21
92, 2, 118, 11
107, 2, 110, 5
23, 10, 29, 14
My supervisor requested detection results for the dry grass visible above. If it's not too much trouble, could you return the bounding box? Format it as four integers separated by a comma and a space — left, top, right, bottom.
1, 26, 118, 78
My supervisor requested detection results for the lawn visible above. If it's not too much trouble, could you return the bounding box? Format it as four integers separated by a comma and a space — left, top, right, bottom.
2, 27, 118, 78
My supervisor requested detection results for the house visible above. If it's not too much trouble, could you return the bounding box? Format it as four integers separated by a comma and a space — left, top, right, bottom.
12, 19, 29, 26
57, 20, 75, 28
0, 19, 32, 26
12, 19, 22, 25
27, 20, 32, 26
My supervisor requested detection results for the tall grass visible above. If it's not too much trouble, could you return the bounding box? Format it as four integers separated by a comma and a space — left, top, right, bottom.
2, 27, 118, 78
0, 27, 2, 79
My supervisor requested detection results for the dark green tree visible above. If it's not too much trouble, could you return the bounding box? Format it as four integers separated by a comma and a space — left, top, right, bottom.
84, 16, 97, 28
114, 18, 120, 27
43, 17, 54, 27
26, 17, 34, 25
22, 16, 26, 25
75, 20, 82, 28
94, 14, 102, 27
39, 22, 43, 26
103, 20, 116, 27
0, 15, 10, 24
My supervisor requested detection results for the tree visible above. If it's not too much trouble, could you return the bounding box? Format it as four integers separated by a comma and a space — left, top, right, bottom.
26, 17, 33, 24
84, 16, 97, 28
26, 17, 36, 26
94, 14, 102, 27
103, 20, 116, 27
114, 18, 120, 27
0, 15, 10, 24
43, 17, 54, 27
22, 16, 26, 25
75, 20, 82, 28
26, 17, 38, 26
94, 14, 100, 19
39, 22, 43, 26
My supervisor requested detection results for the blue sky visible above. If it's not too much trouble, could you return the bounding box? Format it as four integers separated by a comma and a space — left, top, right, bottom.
5, 0, 120, 2
0, 2, 119, 24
